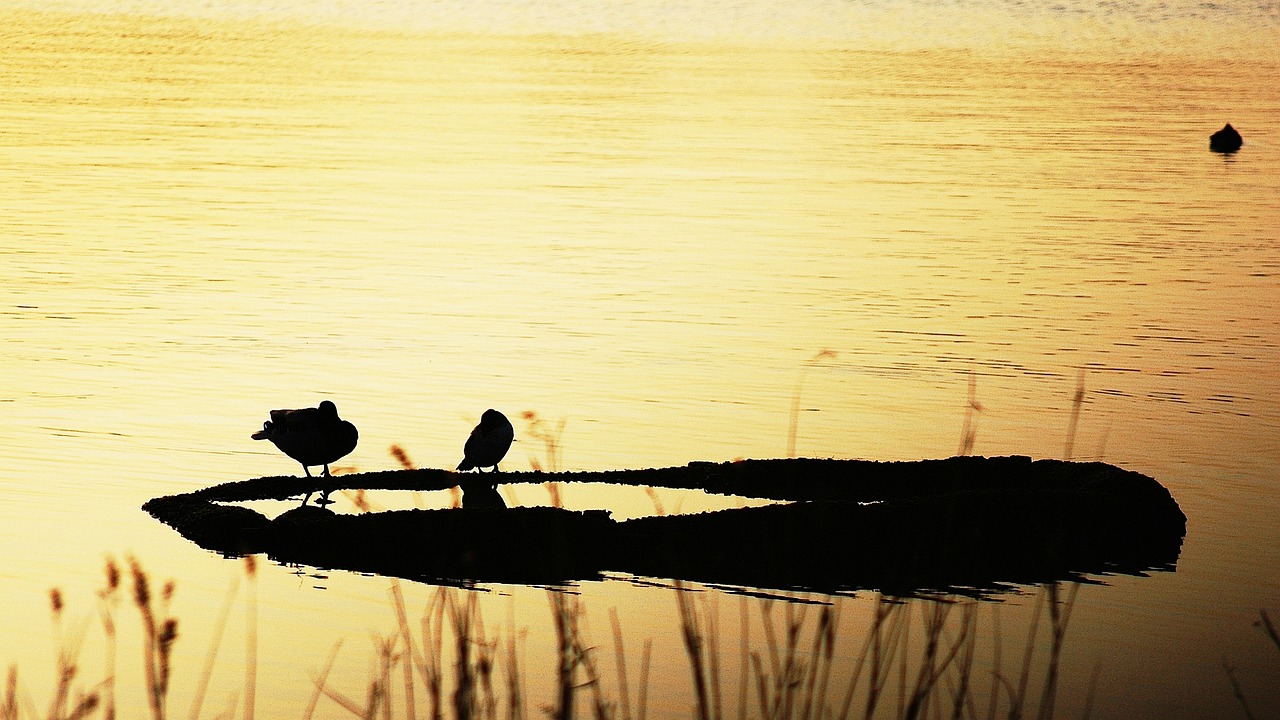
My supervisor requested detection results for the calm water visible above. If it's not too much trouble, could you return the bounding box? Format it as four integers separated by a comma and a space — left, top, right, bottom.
2, 1, 1278, 718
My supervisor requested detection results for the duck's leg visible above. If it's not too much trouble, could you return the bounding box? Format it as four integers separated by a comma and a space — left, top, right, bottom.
299, 465, 315, 504
315, 464, 335, 506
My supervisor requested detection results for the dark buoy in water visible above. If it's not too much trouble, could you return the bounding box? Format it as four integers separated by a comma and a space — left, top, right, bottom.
1210, 123, 1243, 153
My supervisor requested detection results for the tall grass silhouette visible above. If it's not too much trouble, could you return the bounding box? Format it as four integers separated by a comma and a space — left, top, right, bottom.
520, 410, 566, 508
672, 582, 1081, 720
956, 370, 1098, 462
389, 445, 415, 471
1063, 370, 1087, 461
519, 411, 565, 473
1226, 608, 1280, 720
10, 557, 1087, 720
787, 350, 839, 459
957, 371, 983, 457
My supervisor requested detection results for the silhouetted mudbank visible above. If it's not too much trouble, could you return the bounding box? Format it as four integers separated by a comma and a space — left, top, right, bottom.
143, 456, 1186, 595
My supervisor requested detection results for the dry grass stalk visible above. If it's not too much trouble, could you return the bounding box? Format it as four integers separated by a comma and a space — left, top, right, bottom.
1257, 609, 1280, 653
1223, 662, 1257, 720
127, 556, 178, 720
96, 559, 120, 720
502, 610, 526, 720
414, 589, 448, 720
375, 635, 399, 719
1063, 371, 1086, 461
902, 601, 971, 720
1226, 608, 1280, 720
48, 588, 74, 720
1035, 582, 1079, 720
520, 411, 565, 473
185, 576, 239, 720
544, 484, 564, 510
389, 584, 418, 720
643, 488, 665, 517
303, 640, 345, 720
609, 608, 651, 720
390, 445, 416, 471
4, 666, 18, 720
521, 411, 566, 506
672, 584, 1081, 720
548, 592, 578, 720
545, 589, 607, 720
1006, 587, 1047, 720
958, 371, 983, 457
787, 349, 839, 459
674, 584, 717, 720
342, 489, 382, 513
319, 679, 368, 717
450, 594, 477, 720
10, 560, 1084, 720
242, 555, 257, 720
388, 446, 429, 508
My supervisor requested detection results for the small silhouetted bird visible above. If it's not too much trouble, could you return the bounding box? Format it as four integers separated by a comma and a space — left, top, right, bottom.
1210, 123, 1243, 153
252, 400, 358, 503
457, 409, 514, 472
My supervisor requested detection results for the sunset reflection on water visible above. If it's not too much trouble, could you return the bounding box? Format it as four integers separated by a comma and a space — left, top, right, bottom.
1, 2, 1278, 717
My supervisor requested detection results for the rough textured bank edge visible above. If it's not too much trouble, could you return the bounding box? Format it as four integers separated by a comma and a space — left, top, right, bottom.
143, 456, 1187, 596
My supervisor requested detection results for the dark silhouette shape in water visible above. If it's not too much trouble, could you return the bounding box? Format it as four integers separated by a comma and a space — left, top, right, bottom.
1210, 123, 1243, 153
143, 457, 1189, 593
460, 477, 507, 509
251, 399, 358, 504
457, 409, 514, 472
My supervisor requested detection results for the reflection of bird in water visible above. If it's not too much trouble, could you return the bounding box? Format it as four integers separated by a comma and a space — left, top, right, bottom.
460, 478, 507, 509
251, 400, 358, 505
457, 409, 514, 472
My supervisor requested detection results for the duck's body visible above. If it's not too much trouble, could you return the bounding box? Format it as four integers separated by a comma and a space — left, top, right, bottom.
457, 409, 514, 472
1210, 123, 1243, 153
251, 400, 358, 479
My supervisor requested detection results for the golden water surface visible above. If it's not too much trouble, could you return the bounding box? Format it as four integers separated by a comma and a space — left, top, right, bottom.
2, 3, 1278, 718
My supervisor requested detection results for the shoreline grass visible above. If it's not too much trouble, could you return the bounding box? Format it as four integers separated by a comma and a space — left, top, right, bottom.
7, 554, 1098, 720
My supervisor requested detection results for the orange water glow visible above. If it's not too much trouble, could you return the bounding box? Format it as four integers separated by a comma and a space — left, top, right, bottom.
1, 3, 1278, 718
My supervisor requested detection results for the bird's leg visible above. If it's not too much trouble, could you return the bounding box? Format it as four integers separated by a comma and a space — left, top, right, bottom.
315, 464, 335, 506
298, 465, 315, 504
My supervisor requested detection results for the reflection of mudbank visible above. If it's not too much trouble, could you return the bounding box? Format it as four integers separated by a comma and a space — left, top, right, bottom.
143, 456, 1186, 594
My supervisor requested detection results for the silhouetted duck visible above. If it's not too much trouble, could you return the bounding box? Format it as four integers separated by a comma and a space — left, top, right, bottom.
457, 409, 514, 472
1210, 123, 1243, 153
251, 400, 358, 504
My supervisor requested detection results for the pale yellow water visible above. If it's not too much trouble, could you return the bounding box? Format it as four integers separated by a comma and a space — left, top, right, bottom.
1, 2, 1278, 718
